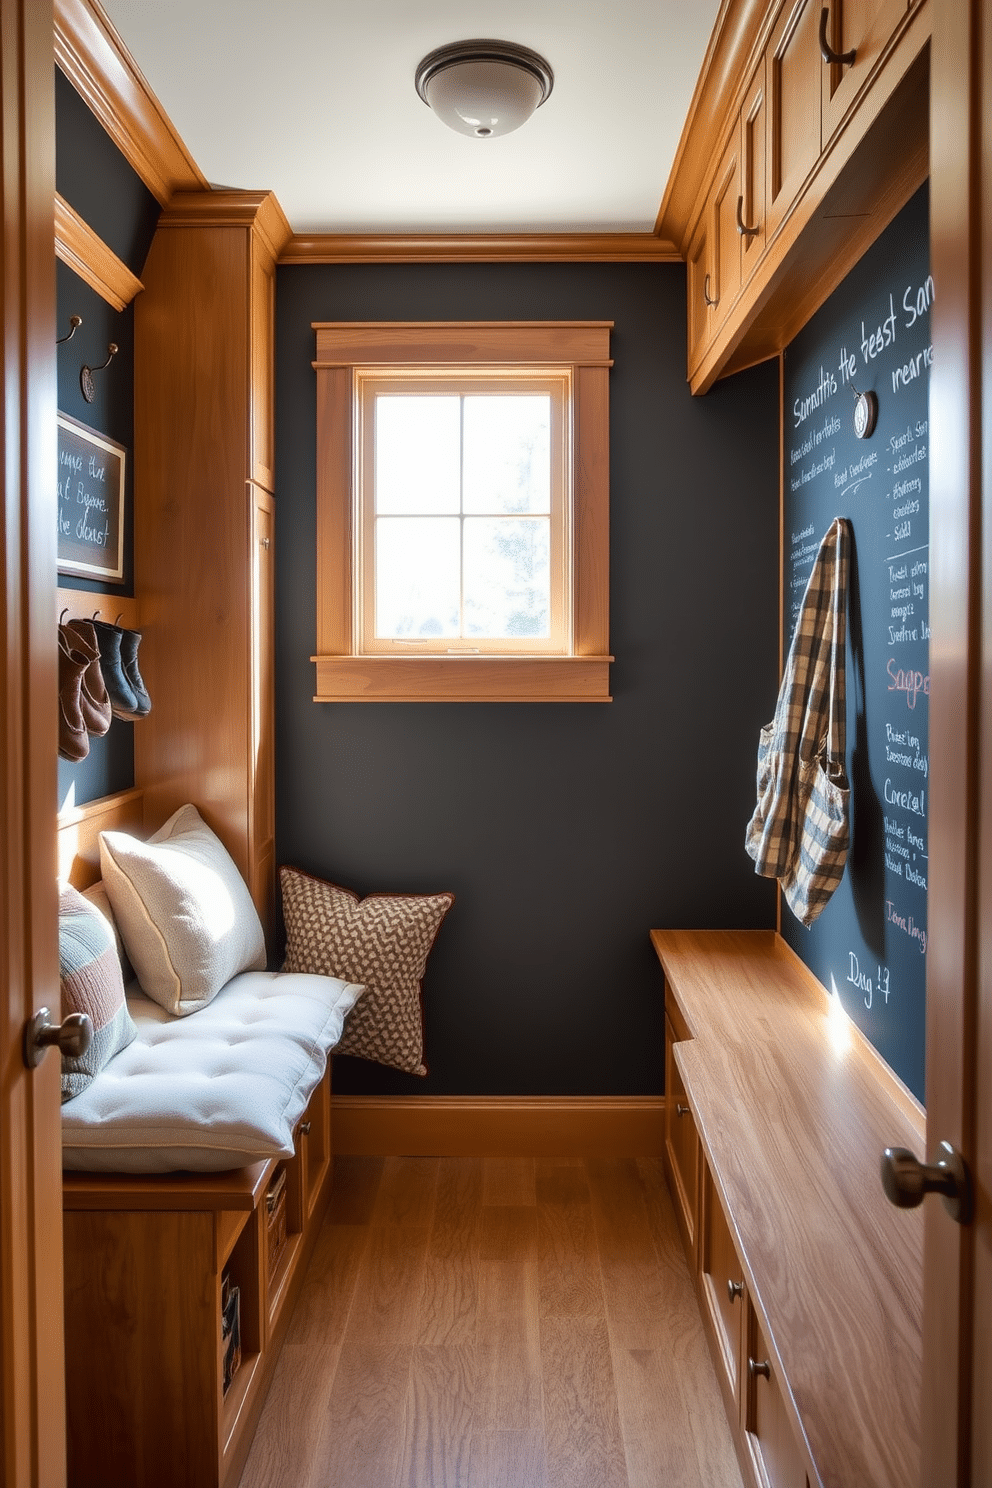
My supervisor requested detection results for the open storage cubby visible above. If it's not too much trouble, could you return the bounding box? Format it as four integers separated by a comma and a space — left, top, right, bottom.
62, 1061, 334, 1488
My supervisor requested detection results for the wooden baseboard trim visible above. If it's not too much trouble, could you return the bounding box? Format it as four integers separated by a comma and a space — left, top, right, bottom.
331, 1095, 665, 1158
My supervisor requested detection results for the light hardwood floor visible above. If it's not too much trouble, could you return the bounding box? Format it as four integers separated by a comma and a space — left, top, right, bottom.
237, 1156, 743, 1488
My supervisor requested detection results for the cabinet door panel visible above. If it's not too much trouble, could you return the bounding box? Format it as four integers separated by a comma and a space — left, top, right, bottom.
740, 57, 768, 278
700, 1163, 744, 1407
686, 216, 713, 375
820, 0, 909, 140
665, 1015, 699, 1256
746, 1309, 809, 1488
250, 242, 276, 492
250, 487, 275, 943
712, 134, 743, 330
767, 0, 822, 238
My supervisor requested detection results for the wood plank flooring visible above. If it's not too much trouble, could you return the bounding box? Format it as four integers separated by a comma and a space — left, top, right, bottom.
238, 1157, 743, 1488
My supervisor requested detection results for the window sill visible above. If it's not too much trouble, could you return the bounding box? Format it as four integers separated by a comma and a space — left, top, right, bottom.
311, 654, 613, 703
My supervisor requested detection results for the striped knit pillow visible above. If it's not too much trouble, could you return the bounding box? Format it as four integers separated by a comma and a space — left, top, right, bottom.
59, 883, 137, 1102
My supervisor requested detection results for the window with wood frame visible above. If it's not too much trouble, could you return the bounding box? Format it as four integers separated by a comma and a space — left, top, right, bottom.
312, 322, 613, 702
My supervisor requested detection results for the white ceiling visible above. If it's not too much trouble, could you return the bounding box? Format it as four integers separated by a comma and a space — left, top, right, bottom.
97, 0, 722, 235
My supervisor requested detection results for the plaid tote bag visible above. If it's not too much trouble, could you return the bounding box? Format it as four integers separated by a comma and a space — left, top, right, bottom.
745, 517, 851, 926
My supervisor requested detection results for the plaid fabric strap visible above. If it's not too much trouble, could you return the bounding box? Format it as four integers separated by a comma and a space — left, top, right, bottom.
745, 518, 850, 921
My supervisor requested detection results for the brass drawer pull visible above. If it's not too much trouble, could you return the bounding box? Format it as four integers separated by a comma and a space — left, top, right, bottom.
819, 6, 856, 67
748, 1356, 771, 1380
676, 1102, 691, 1118
727, 1279, 744, 1304
703, 273, 719, 308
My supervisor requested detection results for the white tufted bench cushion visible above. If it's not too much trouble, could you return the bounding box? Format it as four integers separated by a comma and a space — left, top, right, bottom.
61, 969, 363, 1172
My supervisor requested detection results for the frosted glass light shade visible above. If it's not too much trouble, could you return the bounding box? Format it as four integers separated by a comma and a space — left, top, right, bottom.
416, 40, 553, 139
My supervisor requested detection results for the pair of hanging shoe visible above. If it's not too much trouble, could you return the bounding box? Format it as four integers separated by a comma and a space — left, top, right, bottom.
57, 614, 151, 763
90, 618, 152, 721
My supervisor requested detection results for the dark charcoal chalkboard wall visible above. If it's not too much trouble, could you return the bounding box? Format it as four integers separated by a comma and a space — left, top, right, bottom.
276, 262, 781, 1098
781, 184, 930, 1102
55, 67, 160, 810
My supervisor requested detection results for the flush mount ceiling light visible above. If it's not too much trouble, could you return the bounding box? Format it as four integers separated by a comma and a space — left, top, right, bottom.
415, 39, 554, 139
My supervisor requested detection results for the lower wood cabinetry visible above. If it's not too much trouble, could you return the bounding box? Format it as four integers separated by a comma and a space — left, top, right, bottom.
699, 1160, 745, 1414
654, 929, 924, 1488
664, 1000, 699, 1259
745, 1307, 810, 1488
62, 1067, 333, 1488
700, 1150, 811, 1488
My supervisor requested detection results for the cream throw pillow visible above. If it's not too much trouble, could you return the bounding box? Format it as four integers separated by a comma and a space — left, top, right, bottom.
100, 804, 266, 1016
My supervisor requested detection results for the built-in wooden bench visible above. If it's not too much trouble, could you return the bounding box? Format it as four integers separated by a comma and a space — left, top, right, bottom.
652, 928, 925, 1488
62, 1060, 332, 1488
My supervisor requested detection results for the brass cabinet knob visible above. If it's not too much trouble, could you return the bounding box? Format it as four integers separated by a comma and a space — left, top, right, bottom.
748, 1357, 771, 1380
299, 1121, 312, 1137
676, 1102, 691, 1118
727, 1279, 745, 1304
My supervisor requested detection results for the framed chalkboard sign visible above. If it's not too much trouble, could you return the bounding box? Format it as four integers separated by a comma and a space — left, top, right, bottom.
57, 413, 125, 583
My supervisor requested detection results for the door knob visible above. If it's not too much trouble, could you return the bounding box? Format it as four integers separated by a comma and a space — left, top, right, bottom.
23, 1007, 92, 1070
880, 1141, 972, 1225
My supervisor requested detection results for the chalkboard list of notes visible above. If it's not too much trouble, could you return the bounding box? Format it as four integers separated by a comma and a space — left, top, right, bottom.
781, 184, 930, 1103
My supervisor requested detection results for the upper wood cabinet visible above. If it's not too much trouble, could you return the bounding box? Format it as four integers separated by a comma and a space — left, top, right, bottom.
134, 191, 290, 946
820, 0, 910, 140
686, 214, 713, 372
711, 132, 745, 333
739, 58, 768, 279
765, 0, 822, 238
688, 58, 769, 379
682, 0, 928, 391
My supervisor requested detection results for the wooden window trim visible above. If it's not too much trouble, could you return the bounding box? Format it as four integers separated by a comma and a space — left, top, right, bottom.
312, 322, 613, 702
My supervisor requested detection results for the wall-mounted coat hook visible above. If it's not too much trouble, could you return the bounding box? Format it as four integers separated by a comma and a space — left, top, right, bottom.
57, 314, 82, 346
80, 342, 118, 403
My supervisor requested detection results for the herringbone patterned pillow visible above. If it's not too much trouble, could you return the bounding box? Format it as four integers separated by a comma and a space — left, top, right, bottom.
279, 867, 453, 1076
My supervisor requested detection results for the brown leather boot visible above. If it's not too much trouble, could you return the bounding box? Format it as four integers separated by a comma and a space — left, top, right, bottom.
61, 619, 112, 736
58, 631, 90, 762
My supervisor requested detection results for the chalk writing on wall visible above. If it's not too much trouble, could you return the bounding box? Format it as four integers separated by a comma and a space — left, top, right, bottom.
57, 412, 126, 584
781, 183, 930, 1104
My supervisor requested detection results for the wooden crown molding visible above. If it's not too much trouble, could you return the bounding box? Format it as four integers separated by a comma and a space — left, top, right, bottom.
281, 232, 681, 265
655, 0, 770, 253
158, 190, 293, 260
55, 192, 142, 309
54, 0, 206, 206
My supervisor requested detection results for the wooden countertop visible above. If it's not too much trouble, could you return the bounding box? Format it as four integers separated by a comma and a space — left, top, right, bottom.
651, 928, 924, 1488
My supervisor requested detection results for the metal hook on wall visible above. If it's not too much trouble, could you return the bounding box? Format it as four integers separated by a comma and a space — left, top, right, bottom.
57, 314, 82, 346
80, 342, 118, 403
